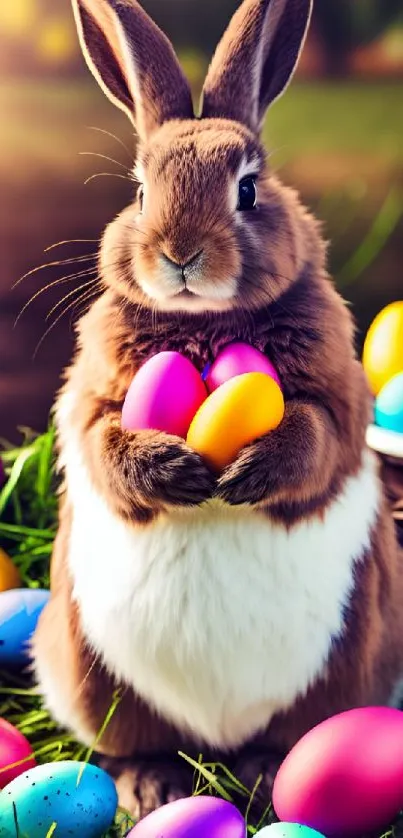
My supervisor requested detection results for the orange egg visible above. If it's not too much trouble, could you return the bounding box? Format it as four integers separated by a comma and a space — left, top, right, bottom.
186, 372, 284, 472
0, 548, 21, 593
363, 301, 403, 396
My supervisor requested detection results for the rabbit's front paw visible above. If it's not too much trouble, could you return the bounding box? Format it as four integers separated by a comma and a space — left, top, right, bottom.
116, 429, 216, 510
215, 437, 273, 506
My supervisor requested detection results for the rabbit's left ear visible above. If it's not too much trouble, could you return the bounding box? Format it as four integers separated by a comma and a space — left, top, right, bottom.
71, 0, 194, 139
200, 0, 312, 133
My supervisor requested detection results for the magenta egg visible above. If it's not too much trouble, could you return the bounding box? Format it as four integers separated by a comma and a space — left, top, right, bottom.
0, 718, 36, 788
122, 352, 207, 438
272, 707, 403, 837
204, 343, 281, 392
126, 796, 246, 837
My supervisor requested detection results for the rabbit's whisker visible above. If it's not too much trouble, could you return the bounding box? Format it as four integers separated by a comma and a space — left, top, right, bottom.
46, 279, 100, 321
44, 239, 100, 253
33, 285, 101, 359
84, 172, 135, 186
14, 254, 97, 288
86, 126, 133, 160
70, 286, 102, 320
79, 151, 130, 172
14, 269, 97, 326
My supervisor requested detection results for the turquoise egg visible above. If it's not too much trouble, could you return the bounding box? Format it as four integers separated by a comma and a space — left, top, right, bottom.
255, 825, 325, 838
375, 372, 403, 434
0, 760, 118, 837
0, 588, 49, 667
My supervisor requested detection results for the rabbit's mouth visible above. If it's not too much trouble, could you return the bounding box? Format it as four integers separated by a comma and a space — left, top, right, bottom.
176, 288, 195, 298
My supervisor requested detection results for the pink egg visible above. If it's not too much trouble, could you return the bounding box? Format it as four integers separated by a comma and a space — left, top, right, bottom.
204, 342, 281, 392
0, 718, 36, 788
122, 351, 207, 438
272, 707, 403, 837
126, 795, 246, 837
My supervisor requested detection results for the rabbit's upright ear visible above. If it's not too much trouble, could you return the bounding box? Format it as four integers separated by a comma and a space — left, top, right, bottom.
71, 0, 194, 139
201, 0, 312, 133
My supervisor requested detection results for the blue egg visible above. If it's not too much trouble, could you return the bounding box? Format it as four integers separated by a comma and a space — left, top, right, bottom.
0, 588, 49, 667
0, 760, 118, 837
375, 372, 403, 434
255, 824, 325, 838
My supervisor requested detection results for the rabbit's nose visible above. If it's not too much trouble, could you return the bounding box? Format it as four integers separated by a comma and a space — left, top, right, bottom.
161, 250, 204, 273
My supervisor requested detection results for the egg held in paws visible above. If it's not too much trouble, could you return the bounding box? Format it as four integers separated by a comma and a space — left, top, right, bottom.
121, 351, 207, 438
186, 371, 284, 472
204, 341, 281, 392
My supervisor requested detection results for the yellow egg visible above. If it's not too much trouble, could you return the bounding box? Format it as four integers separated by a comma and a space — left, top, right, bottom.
0, 548, 21, 592
363, 301, 403, 396
186, 372, 285, 472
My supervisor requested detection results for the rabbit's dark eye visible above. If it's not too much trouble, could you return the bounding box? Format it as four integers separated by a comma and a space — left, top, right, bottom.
238, 176, 257, 211
137, 185, 144, 213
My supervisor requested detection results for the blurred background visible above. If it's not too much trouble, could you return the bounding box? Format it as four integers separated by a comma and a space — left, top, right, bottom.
0, 0, 402, 440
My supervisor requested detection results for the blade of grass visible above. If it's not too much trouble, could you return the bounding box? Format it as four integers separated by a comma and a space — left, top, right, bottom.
337, 186, 402, 288
36, 426, 55, 501
0, 446, 38, 515
178, 752, 233, 802
0, 523, 55, 539
245, 774, 263, 829
77, 690, 122, 785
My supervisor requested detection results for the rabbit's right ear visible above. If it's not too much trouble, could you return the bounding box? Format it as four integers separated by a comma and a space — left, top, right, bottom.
201, 0, 312, 134
71, 0, 194, 139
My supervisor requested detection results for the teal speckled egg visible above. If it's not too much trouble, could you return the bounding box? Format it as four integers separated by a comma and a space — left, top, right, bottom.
0, 761, 118, 837
255, 825, 325, 838
375, 372, 403, 434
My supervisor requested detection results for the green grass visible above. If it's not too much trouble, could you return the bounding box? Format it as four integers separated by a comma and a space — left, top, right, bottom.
0, 427, 278, 836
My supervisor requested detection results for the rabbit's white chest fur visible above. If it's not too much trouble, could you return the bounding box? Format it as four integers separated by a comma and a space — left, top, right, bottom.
63, 439, 380, 749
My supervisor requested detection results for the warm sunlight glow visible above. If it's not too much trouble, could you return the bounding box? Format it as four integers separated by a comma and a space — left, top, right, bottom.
0, 0, 36, 36
36, 20, 76, 63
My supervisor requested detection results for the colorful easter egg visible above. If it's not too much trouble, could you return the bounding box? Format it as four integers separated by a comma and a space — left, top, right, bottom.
375, 372, 403, 434
126, 795, 246, 837
204, 342, 281, 392
0, 718, 36, 789
122, 351, 207, 438
0, 588, 49, 667
255, 825, 325, 838
362, 301, 403, 396
0, 761, 118, 838
187, 372, 284, 472
272, 706, 403, 837
0, 549, 21, 593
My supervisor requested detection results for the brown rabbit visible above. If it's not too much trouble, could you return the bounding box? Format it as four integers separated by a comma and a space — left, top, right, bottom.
33, 0, 403, 821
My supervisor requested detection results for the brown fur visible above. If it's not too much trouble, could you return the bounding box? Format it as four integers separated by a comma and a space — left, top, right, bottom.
72, 0, 193, 135
33, 0, 403, 820
201, 0, 313, 130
